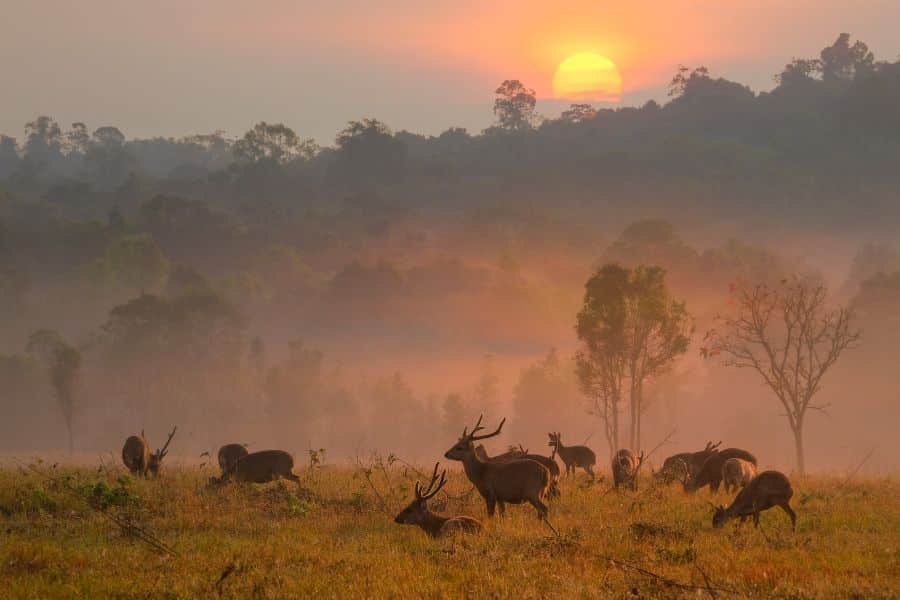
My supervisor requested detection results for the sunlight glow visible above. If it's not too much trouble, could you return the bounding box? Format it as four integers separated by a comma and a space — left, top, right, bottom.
552, 53, 623, 101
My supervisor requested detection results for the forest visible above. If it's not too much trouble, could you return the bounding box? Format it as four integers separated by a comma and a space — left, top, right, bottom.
2, 33, 899, 473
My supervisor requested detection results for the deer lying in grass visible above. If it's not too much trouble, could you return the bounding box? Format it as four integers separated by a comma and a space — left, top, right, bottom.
121, 427, 177, 478
722, 457, 757, 493
394, 463, 483, 538
475, 444, 561, 498
712, 471, 796, 530
217, 443, 249, 475
445, 415, 551, 519
547, 432, 596, 479
214, 450, 300, 484
612, 448, 644, 490
683, 448, 757, 493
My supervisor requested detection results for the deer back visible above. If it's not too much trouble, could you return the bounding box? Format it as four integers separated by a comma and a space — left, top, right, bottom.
484, 459, 550, 502
227, 449, 295, 483
691, 448, 757, 490
122, 435, 149, 474
217, 443, 249, 474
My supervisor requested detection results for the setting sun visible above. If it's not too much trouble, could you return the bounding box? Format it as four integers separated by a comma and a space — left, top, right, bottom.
552, 52, 622, 101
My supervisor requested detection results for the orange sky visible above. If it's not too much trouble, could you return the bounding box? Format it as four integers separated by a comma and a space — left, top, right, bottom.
2, 1, 899, 141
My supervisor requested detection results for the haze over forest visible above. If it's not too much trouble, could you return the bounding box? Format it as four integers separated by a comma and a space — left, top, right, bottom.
2, 33, 899, 473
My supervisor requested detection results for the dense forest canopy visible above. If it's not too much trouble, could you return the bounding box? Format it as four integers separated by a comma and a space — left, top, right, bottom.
2, 34, 898, 471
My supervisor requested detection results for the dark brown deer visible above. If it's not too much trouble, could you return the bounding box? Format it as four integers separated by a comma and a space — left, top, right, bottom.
475, 444, 561, 498
217, 443, 249, 475
712, 471, 796, 530
653, 452, 692, 483
612, 448, 644, 490
721, 457, 757, 493
394, 463, 483, 538
217, 449, 300, 484
547, 432, 596, 479
685, 441, 722, 478
444, 416, 551, 519
684, 448, 757, 493
121, 427, 177, 478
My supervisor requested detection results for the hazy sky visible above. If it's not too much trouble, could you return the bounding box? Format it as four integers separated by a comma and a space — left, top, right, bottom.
3, 1, 899, 145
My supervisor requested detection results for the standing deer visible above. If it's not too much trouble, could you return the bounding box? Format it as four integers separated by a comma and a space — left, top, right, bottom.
547, 432, 596, 479
712, 471, 796, 530
394, 463, 483, 538
654, 441, 722, 483
444, 416, 551, 519
216, 449, 300, 484
121, 427, 177, 478
684, 448, 757, 493
217, 443, 249, 475
612, 448, 644, 490
722, 457, 757, 493
475, 444, 561, 498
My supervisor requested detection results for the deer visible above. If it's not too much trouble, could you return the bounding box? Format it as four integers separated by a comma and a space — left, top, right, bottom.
214, 449, 301, 485
612, 448, 645, 490
547, 432, 596, 479
217, 443, 249, 475
444, 415, 551, 520
121, 427, 177, 478
712, 471, 796, 530
394, 463, 483, 538
654, 441, 722, 483
722, 457, 757, 494
475, 443, 561, 498
683, 448, 757, 493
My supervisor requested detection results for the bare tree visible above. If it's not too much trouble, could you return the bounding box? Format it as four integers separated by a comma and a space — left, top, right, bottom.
705, 277, 860, 474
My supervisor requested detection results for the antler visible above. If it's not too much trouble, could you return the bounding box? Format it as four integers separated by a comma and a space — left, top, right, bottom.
157, 426, 177, 458
470, 417, 505, 441
415, 462, 447, 501
703, 440, 722, 452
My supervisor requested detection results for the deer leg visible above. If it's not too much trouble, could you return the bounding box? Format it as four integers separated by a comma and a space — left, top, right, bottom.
285, 472, 301, 484
497, 501, 506, 517
781, 502, 797, 530
584, 465, 595, 480
486, 497, 496, 517
529, 497, 549, 520
752, 501, 761, 528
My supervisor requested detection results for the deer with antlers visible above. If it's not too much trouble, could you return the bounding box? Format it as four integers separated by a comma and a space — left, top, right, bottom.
394, 463, 483, 538
121, 426, 177, 478
444, 415, 551, 520
475, 444, 561, 499
612, 448, 644, 490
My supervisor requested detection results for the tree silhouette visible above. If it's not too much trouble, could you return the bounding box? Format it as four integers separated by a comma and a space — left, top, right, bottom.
705, 277, 860, 474
27, 330, 81, 454
493, 80, 538, 131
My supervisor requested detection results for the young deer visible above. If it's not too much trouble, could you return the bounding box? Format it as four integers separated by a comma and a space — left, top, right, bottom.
547, 432, 596, 479
216, 449, 301, 484
121, 427, 177, 478
445, 415, 551, 519
721, 457, 757, 493
712, 471, 796, 530
684, 448, 757, 493
394, 463, 483, 538
612, 448, 644, 490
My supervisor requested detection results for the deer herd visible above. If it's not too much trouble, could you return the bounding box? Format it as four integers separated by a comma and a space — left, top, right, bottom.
121, 419, 797, 539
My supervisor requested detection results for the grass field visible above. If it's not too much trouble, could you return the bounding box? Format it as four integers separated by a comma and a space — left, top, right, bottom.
1, 457, 898, 599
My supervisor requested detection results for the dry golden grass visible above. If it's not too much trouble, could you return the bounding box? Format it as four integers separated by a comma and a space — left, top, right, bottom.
0, 458, 898, 599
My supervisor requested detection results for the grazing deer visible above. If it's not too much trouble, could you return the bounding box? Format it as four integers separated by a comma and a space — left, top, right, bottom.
444, 416, 551, 519
612, 448, 645, 490
121, 427, 177, 478
217, 443, 249, 475
686, 441, 722, 478
653, 452, 692, 483
684, 448, 757, 493
394, 463, 483, 538
722, 457, 757, 493
712, 471, 796, 530
217, 449, 300, 484
547, 432, 596, 479
475, 444, 561, 498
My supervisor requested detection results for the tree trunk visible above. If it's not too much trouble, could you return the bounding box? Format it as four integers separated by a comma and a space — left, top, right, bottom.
792, 423, 805, 476
66, 420, 73, 455
635, 379, 643, 451
628, 377, 637, 450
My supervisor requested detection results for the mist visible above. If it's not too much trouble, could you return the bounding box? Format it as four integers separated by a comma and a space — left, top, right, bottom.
2, 33, 899, 476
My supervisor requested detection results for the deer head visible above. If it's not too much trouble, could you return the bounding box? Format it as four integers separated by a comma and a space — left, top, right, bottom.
394, 463, 447, 526
711, 502, 728, 528
444, 415, 505, 461
148, 426, 177, 476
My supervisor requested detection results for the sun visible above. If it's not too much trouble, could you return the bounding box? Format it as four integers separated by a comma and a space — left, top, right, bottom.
552, 53, 623, 101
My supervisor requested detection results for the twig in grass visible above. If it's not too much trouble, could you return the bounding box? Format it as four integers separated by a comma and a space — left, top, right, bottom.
636, 428, 677, 478
695, 563, 718, 599
598, 553, 737, 596
14, 459, 178, 557
835, 446, 877, 493
542, 516, 561, 538
215, 561, 237, 593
